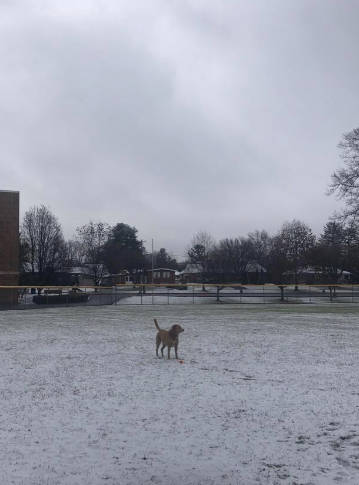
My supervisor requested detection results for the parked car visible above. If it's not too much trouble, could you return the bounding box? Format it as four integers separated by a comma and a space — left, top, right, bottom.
100, 280, 113, 287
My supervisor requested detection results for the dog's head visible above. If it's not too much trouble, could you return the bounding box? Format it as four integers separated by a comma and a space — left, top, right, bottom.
171, 324, 184, 336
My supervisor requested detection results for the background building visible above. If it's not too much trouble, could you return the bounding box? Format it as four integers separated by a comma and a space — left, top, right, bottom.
0, 190, 19, 305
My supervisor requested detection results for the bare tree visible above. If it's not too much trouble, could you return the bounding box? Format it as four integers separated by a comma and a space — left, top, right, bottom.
342, 221, 359, 282
275, 220, 316, 290
267, 235, 292, 292
328, 127, 359, 220
216, 237, 254, 283
63, 239, 83, 268
187, 231, 215, 290
76, 221, 111, 287
248, 229, 273, 269
21, 205, 65, 293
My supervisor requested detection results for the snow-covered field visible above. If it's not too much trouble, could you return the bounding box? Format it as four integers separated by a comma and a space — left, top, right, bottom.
1, 304, 359, 485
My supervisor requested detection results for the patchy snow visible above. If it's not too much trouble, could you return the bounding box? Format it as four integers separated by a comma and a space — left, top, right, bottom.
115, 285, 359, 306
1, 304, 359, 484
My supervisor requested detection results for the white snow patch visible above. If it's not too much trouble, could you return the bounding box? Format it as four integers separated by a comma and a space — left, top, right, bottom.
1, 304, 359, 484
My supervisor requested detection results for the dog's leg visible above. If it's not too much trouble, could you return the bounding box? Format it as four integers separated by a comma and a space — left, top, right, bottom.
161, 344, 165, 358
174, 341, 179, 359
156, 335, 161, 357
167, 344, 172, 360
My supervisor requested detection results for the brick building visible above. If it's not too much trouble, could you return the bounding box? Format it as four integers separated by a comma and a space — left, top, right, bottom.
146, 268, 177, 285
0, 190, 20, 305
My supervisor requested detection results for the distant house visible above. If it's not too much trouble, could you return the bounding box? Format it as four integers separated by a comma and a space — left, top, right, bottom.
179, 262, 268, 284
179, 264, 202, 284
64, 267, 96, 286
107, 272, 134, 285
20, 265, 97, 287
296, 267, 352, 284
245, 263, 269, 284
339, 271, 352, 283
146, 268, 176, 285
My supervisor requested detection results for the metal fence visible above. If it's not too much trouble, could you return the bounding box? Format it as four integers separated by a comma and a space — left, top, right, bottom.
1, 284, 359, 309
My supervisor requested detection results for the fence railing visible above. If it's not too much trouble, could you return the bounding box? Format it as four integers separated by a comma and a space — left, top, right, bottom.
1, 284, 359, 309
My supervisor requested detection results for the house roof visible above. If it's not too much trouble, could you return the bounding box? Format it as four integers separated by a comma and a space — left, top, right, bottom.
179, 262, 267, 274
300, 267, 352, 275
179, 263, 202, 275
246, 262, 267, 272
148, 268, 177, 272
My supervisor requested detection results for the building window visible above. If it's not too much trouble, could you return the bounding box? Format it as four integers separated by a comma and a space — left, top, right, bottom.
154, 272, 160, 278
163, 272, 170, 278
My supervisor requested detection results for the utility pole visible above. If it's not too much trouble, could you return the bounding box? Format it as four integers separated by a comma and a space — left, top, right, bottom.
141, 240, 146, 294
151, 239, 154, 285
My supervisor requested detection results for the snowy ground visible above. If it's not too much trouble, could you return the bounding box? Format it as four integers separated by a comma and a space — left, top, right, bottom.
1, 304, 359, 485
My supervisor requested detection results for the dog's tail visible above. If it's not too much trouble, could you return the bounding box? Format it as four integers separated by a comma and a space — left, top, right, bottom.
154, 318, 160, 331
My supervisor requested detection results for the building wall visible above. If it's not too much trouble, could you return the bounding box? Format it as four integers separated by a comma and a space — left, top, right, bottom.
147, 269, 176, 284
180, 273, 198, 283
0, 190, 20, 305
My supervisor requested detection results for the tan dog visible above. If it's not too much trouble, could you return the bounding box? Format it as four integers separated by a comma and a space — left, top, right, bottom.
154, 318, 184, 360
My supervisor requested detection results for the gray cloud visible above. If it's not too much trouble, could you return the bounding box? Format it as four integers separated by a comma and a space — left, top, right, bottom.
1, 0, 358, 258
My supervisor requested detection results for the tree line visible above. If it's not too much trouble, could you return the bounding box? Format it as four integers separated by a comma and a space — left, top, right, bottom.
19, 214, 180, 290
186, 220, 359, 289
19, 210, 359, 290
18, 126, 359, 289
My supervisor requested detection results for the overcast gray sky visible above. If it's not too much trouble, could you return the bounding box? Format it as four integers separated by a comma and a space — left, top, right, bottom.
1, 0, 358, 259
